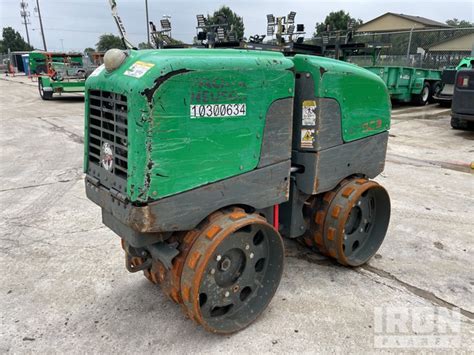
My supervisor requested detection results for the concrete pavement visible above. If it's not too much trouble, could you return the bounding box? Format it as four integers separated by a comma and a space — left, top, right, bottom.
0, 76, 473, 353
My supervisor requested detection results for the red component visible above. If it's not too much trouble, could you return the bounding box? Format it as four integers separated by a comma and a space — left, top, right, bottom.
273, 204, 279, 230
457, 75, 468, 88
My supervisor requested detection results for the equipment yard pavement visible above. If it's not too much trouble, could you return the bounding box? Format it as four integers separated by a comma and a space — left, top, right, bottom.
1, 76, 473, 353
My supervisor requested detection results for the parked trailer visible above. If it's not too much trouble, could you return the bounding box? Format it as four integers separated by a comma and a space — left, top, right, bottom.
29, 51, 84, 75
38, 76, 86, 100
364, 66, 442, 106
36, 53, 94, 100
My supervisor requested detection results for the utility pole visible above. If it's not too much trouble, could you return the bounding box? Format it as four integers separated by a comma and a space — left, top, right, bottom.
35, 0, 47, 51
145, 0, 150, 46
406, 26, 414, 65
20, 1, 31, 46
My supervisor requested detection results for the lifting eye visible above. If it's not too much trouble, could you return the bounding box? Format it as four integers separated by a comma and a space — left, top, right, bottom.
104, 49, 127, 72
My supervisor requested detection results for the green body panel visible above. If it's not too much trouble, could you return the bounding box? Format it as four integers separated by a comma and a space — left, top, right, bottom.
292, 55, 390, 142
85, 49, 294, 202
365, 66, 442, 102
40, 76, 85, 92
456, 57, 474, 70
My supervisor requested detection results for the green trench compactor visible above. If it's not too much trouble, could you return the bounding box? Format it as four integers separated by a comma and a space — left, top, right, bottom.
84, 48, 391, 333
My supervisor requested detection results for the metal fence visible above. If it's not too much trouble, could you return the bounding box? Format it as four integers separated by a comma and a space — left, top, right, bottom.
312, 27, 474, 69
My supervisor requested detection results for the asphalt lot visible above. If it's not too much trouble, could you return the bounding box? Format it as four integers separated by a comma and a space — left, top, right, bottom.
0, 75, 473, 353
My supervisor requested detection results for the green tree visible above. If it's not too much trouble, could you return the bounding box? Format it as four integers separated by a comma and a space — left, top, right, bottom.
0, 27, 33, 53
96, 34, 125, 51
138, 38, 184, 49
445, 18, 474, 27
138, 42, 153, 49
167, 38, 185, 45
313, 10, 363, 37
207, 6, 245, 40
84, 47, 95, 55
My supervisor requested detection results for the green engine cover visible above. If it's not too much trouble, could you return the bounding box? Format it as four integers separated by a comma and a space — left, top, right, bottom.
456, 57, 474, 70
84, 49, 294, 202
292, 55, 391, 141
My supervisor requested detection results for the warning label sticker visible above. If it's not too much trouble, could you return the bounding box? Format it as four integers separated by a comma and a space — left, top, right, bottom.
302, 100, 317, 126
124, 61, 155, 78
301, 129, 315, 148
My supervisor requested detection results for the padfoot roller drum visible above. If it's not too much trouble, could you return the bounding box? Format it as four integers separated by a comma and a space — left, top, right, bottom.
302, 177, 391, 266
123, 208, 284, 334
85, 48, 392, 333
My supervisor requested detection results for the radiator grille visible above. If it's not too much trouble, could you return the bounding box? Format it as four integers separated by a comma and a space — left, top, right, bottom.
87, 90, 128, 186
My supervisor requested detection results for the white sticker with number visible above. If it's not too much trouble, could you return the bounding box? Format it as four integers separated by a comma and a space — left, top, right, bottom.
190, 103, 246, 119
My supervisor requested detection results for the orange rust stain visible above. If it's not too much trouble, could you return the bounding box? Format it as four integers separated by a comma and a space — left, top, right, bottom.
327, 227, 336, 241
342, 186, 355, 198
206, 225, 222, 240
171, 263, 181, 279
323, 192, 334, 204
315, 211, 325, 225
187, 251, 201, 270
315, 233, 323, 245
131, 257, 142, 266
145, 270, 156, 284
313, 178, 319, 193
229, 211, 246, 221
184, 233, 194, 244
171, 289, 179, 303
331, 205, 342, 219
158, 264, 165, 282
329, 249, 337, 258
182, 285, 190, 302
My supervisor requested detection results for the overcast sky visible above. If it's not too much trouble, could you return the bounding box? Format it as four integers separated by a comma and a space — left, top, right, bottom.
0, 0, 473, 51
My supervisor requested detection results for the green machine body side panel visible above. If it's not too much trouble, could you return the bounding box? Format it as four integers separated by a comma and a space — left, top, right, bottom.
292, 55, 391, 142
85, 49, 294, 203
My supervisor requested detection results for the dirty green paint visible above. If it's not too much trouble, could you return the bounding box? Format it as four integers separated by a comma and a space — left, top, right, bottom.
85, 49, 294, 202
364, 66, 442, 102
292, 55, 391, 142
456, 57, 474, 70
40, 76, 85, 92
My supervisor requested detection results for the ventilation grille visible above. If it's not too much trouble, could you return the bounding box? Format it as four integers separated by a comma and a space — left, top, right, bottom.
88, 90, 128, 182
